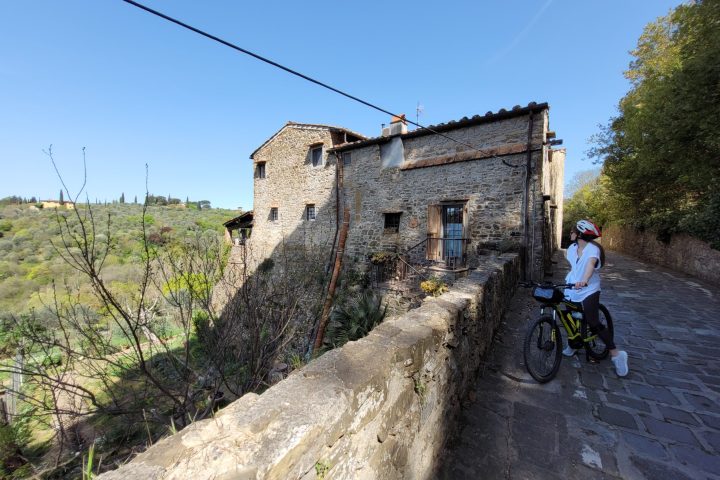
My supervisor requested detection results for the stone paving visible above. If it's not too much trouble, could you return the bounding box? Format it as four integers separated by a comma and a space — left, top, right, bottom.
437, 250, 720, 479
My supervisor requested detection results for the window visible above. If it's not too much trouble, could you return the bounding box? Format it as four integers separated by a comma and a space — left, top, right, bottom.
306, 204, 316, 221
384, 212, 401, 233
342, 152, 351, 167
256, 162, 266, 179
270, 208, 278, 222
311, 146, 323, 167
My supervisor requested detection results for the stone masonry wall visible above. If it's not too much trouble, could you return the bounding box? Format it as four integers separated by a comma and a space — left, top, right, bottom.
250, 125, 339, 262
602, 224, 720, 285
212, 125, 341, 313
539, 147, 565, 274
342, 111, 549, 280
99, 255, 520, 480
544, 148, 565, 249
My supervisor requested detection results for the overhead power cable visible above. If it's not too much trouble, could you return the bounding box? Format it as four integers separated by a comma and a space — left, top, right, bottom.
121, 0, 537, 160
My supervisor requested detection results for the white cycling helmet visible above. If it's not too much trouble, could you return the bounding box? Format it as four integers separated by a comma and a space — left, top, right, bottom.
576, 219, 601, 239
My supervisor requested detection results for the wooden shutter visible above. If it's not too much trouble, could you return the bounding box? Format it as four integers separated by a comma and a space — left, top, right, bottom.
462, 202, 469, 239
427, 204, 441, 260
462, 202, 469, 260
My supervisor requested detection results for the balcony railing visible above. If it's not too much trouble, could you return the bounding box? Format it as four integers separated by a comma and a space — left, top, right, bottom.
425, 237, 471, 270
370, 237, 471, 287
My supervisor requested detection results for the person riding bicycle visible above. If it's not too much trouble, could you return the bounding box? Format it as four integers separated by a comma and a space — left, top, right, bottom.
564, 219, 629, 377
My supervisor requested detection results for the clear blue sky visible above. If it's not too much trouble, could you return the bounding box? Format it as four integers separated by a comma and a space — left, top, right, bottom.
0, 0, 681, 210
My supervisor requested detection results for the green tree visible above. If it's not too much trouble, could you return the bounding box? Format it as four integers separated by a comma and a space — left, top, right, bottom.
120, 192, 125, 204
59, 189, 64, 205
562, 170, 616, 236
590, 0, 720, 246
0, 196, 23, 206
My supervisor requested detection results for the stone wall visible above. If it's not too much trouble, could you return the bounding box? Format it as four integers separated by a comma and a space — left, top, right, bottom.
602, 225, 720, 285
542, 148, 564, 249
251, 124, 340, 262
100, 255, 520, 480
540, 148, 565, 274
341, 111, 553, 280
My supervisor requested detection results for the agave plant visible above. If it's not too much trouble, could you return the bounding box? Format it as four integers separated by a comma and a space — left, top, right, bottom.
323, 291, 387, 350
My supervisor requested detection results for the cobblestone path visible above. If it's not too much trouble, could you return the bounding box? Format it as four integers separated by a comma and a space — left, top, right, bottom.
437, 250, 720, 479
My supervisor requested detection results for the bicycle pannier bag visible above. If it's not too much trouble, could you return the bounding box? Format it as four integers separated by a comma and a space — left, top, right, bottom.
532, 286, 565, 303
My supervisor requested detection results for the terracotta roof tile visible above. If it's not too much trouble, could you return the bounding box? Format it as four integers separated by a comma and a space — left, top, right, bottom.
330, 101, 548, 153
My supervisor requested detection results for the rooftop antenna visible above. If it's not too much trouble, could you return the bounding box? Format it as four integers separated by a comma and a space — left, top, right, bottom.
416, 102, 424, 130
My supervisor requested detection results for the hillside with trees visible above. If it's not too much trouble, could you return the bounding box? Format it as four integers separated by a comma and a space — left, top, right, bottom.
0, 194, 379, 478
0, 199, 236, 319
0, 198, 246, 476
566, 0, 720, 248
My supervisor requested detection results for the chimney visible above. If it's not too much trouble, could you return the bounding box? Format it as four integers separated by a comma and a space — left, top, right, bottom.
381, 114, 408, 137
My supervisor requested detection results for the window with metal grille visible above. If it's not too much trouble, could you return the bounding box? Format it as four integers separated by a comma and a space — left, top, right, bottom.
384, 212, 401, 233
311, 147, 323, 167
270, 208, 278, 221
306, 204, 316, 221
342, 152, 351, 167
256, 162, 266, 179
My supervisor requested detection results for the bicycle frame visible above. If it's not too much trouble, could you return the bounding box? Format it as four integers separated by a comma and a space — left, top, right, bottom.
540, 303, 598, 348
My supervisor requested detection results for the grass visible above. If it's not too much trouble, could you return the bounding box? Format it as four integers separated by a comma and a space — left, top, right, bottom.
315, 460, 331, 479
413, 376, 427, 401
82, 443, 96, 479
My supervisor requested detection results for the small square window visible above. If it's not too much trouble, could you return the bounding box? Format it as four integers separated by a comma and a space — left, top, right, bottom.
342, 152, 351, 166
270, 208, 278, 222
311, 147, 323, 167
384, 212, 401, 233
306, 204, 316, 221
256, 162, 266, 179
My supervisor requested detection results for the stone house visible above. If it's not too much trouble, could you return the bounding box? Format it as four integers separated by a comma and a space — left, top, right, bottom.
39, 200, 75, 210
243, 103, 564, 281
247, 122, 366, 260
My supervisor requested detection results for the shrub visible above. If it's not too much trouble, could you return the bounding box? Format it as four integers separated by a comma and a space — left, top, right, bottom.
0, 422, 29, 478
420, 277, 448, 297
369, 251, 397, 265
342, 267, 369, 289
323, 291, 387, 350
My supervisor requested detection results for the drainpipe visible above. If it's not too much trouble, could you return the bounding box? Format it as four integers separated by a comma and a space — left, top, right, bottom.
523, 111, 534, 282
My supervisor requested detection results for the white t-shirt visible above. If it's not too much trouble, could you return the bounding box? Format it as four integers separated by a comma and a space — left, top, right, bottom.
564, 242, 601, 302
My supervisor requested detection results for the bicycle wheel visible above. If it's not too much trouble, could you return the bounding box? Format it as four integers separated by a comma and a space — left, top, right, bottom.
523, 316, 562, 383
583, 304, 614, 361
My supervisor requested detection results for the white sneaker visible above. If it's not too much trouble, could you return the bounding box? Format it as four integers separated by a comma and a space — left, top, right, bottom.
612, 351, 629, 377
562, 345, 577, 357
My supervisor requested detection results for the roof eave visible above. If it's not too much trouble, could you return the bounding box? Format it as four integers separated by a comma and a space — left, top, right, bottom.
330, 102, 549, 153
250, 122, 368, 159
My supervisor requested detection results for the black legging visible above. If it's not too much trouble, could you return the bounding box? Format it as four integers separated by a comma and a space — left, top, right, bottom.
582, 291, 616, 350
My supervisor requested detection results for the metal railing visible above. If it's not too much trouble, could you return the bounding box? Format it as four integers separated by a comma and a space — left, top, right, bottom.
370, 237, 471, 286
426, 237, 471, 269
370, 258, 403, 285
